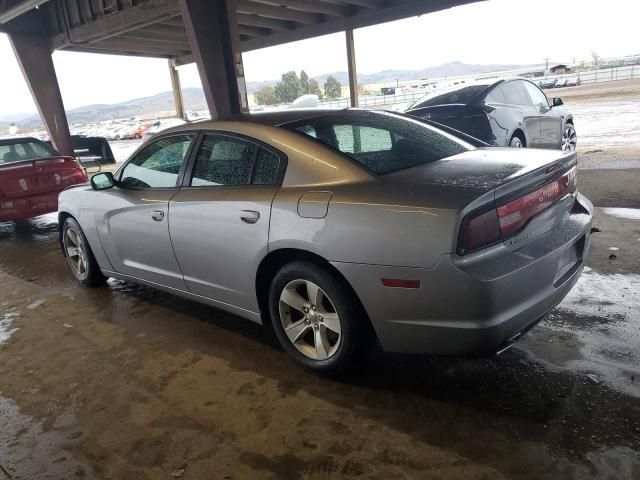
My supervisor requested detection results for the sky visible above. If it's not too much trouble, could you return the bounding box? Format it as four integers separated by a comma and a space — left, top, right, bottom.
1, 0, 639, 118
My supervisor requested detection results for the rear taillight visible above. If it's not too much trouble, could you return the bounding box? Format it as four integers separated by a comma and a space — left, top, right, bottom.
459, 208, 501, 253
458, 167, 577, 254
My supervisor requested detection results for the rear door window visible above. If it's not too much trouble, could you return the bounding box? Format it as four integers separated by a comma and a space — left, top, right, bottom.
485, 85, 508, 104
501, 81, 532, 106
190, 134, 282, 186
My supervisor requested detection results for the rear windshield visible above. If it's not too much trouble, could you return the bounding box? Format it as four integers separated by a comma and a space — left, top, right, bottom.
0, 139, 58, 164
280, 111, 472, 175
409, 84, 489, 109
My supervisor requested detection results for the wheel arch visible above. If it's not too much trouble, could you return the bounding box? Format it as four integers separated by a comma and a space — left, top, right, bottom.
58, 210, 74, 257
255, 248, 374, 335
510, 128, 527, 147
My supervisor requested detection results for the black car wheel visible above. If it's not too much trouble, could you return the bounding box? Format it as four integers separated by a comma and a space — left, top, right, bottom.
562, 123, 577, 152
269, 261, 374, 377
509, 134, 525, 148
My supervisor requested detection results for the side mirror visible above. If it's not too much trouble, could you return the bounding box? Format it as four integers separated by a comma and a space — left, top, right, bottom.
91, 172, 115, 190
552, 97, 564, 107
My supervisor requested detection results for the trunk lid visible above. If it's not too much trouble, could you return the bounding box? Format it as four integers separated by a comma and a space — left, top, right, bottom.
0, 156, 87, 199
387, 147, 576, 199
387, 147, 579, 254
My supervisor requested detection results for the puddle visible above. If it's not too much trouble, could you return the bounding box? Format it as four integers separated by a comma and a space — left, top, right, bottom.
602, 207, 640, 221
524, 268, 640, 396
0, 308, 20, 345
0, 396, 96, 479
559, 267, 640, 319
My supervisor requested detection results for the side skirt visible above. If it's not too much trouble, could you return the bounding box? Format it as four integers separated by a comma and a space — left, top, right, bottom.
101, 270, 263, 325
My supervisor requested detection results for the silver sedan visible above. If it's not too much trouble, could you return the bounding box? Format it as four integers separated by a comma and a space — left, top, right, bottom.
58, 109, 592, 376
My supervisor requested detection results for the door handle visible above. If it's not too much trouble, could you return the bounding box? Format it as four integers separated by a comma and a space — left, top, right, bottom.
240, 210, 260, 224
151, 210, 165, 221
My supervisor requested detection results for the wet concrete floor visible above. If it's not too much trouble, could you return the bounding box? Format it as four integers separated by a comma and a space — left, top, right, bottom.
0, 203, 639, 479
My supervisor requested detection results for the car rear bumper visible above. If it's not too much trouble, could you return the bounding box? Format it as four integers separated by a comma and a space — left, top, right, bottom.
0, 192, 58, 222
332, 193, 593, 356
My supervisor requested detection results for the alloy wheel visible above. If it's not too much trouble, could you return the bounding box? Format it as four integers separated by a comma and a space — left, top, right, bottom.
279, 279, 342, 360
562, 124, 577, 152
510, 136, 524, 148
64, 226, 88, 279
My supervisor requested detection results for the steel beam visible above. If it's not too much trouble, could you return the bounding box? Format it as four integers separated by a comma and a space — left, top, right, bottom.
179, 0, 248, 119
0, 0, 51, 24
258, 0, 350, 17
168, 59, 186, 119
345, 29, 358, 107
51, 1, 181, 49
236, 0, 320, 24
241, 0, 482, 51
9, 33, 74, 156
236, 12, 293, 31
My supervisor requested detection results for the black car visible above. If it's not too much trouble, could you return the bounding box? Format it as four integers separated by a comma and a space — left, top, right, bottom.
405, 78, 576, 152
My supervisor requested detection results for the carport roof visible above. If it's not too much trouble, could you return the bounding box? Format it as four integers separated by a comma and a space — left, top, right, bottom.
1, 0, 482, 65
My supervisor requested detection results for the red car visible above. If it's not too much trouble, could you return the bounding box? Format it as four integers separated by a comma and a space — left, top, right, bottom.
0, 137, 88, 222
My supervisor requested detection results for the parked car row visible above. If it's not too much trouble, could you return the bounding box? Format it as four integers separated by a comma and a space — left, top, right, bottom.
539, 78, 582, 89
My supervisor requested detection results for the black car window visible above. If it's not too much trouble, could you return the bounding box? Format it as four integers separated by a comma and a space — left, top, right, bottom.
190, 134, 281, 186
0, 139, 58, 164
283, 112, 472, 175
501, 81, 532, 106
522, 81, 549, 108
119, 134, 193, 188
485, 85, 508, 104
409, 84, 488, 109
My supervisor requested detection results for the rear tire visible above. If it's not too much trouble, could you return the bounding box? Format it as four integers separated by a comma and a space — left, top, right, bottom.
62, 217, 106, 287
268, 261, 373, 377
509, 133, 525, 148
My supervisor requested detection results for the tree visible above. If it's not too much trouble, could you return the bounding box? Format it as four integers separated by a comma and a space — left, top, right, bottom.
274, 71, 303, 103
300, 70, 309, 94
254, 85, 277, 106
591, 51, 599, 67
324, 75, 342, 99
308, 78, 322, 99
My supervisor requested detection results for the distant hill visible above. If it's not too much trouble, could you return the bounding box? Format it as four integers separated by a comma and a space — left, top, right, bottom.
16, 61, 536, 128
311, 61, 535, 86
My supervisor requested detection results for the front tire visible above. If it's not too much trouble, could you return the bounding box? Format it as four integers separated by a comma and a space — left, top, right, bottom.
562, 123, 577, 152
268, 261, 373, 377
62, 217, 106, 287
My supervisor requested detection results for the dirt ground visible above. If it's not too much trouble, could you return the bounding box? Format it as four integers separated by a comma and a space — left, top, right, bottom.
544, 79, 640, 103
1, 168, 640, 479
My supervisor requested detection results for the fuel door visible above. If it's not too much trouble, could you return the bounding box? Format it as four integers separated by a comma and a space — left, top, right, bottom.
297, 191, 333, 219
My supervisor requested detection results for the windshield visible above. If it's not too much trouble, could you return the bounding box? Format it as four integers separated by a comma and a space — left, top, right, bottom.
0, 139, 59, 164
280, 111, 473, 175
409, 84, 490, 109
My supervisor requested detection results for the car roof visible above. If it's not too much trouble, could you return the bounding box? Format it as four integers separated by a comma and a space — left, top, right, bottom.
245, 108, 349, 126
162, 108, 396, 135
0, 137, 40, 145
